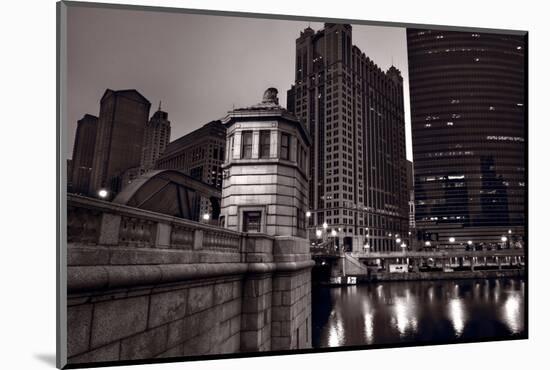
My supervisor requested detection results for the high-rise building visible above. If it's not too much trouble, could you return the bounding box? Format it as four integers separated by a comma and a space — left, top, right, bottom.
287, 23, 409, 252
156, 120, 226, 217
89, 89, 151, 196
407, 29, 526, 249
70, 114, 98, 194
407, 160, 416, 229
140, 103, 171, 173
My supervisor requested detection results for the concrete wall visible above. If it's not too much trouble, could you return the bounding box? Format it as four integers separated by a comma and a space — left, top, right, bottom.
65, 195, 313, 366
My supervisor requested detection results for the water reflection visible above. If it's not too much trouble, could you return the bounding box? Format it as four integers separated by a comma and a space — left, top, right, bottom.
312, 278, 525, 348
448, 299, 465, 336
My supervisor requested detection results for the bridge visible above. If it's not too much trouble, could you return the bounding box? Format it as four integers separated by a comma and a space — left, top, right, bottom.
311, 242, 525, 284
65, 194, 313, 365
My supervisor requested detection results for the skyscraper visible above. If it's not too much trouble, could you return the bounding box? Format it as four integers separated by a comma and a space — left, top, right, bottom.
70, 114, 98, 194
407, 29, 526, 248
89, 89, 151, 196
287, 23, 409, 252
141, 103, 171, 173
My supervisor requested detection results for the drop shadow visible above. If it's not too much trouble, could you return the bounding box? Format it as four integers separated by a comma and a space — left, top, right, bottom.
34, 353, 57, 367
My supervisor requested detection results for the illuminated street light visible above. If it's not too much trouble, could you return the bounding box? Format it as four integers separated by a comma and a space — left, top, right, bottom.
322, 222, 328, 230
467, 240, 473, 245
306, 211, 312, 218
425, 241, 431, 247
449, 237, 456, 243
396, 238, 402, 243
315, 229, 322, 238
401, 243, 407, 249
202, 213, 211, 221
388, 233, 393, 237
364, 243, 370, 251
508, 229, 512, 234
501, 236, 508, 242
331, 229, 337, 237
98, 189, 109, 199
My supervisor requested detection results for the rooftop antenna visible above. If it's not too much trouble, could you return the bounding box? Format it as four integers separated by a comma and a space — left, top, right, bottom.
158, 100, 162, 111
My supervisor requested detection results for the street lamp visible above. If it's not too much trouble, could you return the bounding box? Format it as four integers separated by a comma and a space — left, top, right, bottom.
425, 241, 431, 247
388, 233, 393, 237
501, 236, 508, 242
98, 189, 109, 199
331, 229, 337, 237
315, 229, 322, 239
306, 211, 312, 218
449, 237, 456, 243
508, 229, 512, 235
202, 213, 211, 221
322, 222, 328, 230
396, 238, 402, 244
363, 243, 370, 253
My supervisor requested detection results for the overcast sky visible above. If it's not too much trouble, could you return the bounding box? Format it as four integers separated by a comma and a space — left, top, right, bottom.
67, 5, 412, 159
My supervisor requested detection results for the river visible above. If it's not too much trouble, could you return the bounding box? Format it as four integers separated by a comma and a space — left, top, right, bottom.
312, 278, 525, 348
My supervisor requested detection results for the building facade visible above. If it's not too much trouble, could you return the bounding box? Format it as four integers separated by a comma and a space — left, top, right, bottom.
220, 88, 310, 238
156, 120, 226, 218
287, 23, 409, 252
407, 29, 526, 249
70, 114, 98, 195
89, 89, 151, 197
140, 104, 171, 173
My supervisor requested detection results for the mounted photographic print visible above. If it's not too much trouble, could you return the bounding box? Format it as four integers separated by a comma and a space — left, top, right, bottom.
57, 1, 528, 368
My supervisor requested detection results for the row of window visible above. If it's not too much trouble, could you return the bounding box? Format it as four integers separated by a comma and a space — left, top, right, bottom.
240, 131, 290, 160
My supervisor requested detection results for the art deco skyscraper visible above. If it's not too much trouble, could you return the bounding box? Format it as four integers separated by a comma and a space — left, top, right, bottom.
70, 114, 98, 194
287, 23, 409, 252
407, 29, 526, 248
140, 103, 171, 173
89, 89, 151, 196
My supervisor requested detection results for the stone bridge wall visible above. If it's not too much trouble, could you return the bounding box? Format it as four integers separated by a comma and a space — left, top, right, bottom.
65, 195, 313, 366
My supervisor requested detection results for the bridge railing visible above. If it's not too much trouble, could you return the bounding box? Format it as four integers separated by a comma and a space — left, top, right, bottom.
67, 194, 243, 265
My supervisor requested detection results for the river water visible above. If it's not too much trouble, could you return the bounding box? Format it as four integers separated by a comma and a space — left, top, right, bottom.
312, 278, 525, 348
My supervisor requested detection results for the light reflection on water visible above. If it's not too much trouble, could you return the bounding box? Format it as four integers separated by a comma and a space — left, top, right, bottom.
312, 278, 525, 348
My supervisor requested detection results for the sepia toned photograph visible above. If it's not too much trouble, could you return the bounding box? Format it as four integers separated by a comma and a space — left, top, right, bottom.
58, 1, 527, 368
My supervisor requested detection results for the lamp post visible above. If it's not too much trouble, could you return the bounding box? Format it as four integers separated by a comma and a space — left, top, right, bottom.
363, 243, 370, 254
97, 189, 109, 200
501, 235, 508, 249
